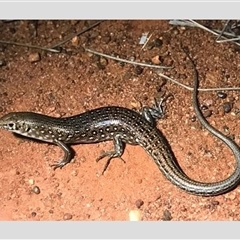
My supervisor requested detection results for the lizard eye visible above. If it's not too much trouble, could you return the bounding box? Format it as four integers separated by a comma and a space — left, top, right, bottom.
8, 123, 15, 129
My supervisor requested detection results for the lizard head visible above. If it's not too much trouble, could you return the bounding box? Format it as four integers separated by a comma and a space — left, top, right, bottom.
0, 112, 33, 134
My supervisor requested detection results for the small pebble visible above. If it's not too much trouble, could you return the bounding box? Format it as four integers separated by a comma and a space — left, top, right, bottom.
63, 213, 73, 220
28, 53, 41, 63
0, 59, 6, 67
28, 179, 35, 185
135, 199, 144, 208
99, 57, 108, 66
71, 170, 79, 176
222, 102, 233, 113
32, 186, 41, 194
71, 36, 79, 47
49, 209, 54, 214
211, 200, 220, 206
147, 38, 163, 50
151, 55, 162, 65
217, 92, 227, 99
31, 212, 37, 217
201, 105, 208, 111
135, 65, 143, 75
202, 109, 212, 118
204, 99, 213, 107
222, 125, 230, 133
200, 105, 212, 118
162, 209, 172, 221
129, 210, 141, 221
129, 56, 136, 62
190, 115, 197, 122
97, 57, 108, 70
154, 38, 163, 47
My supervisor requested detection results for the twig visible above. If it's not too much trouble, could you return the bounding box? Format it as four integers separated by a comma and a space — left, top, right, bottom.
0, 40, 60, 53
141, 32, 153, 50
215, 20, 230, 42
156, 70, 240, 92
169, 20, 196, 28
170, 20, 240, 47
49, 20, 103, 49
85, 48, 173, 69
188, 20, 240, 47
0, 21, 103, 53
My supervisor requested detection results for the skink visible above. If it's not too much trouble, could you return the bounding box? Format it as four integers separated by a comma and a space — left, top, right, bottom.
0, 55, 240, 196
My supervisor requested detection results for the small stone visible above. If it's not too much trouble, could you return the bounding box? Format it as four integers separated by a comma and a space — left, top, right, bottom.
211, 200, 220, 206
151, 55, 162, 65
49, 209, 54, 214
71, 36, 79, 47
97, 57, 108, 70
32, 186, 41, 194
147, 41, 155, 50
129, 56, 136, 62
135, 65, 143, 75
28, 53, 41, 63
129, 210, 141, 221
162, 209, 172, 221
28, 179, 35, 185
0, 59, 6, 67
190, 115, 197, 122
222, 102, 233, 113
217, 92, 227, 99
99, 57, 108, 67
31, 212, 37, 217
71, 170, 79, 176
63, 213, 73, 220
201, 105, 208, 111
203, 99, 213, 107
154, 38, 163, 47
200, 105, 212, 118
135, 199, 144, 208
202, 109, 212, 118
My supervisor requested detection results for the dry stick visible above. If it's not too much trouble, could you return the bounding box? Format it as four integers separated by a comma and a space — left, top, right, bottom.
85, 47, 240, 92
170, 20, 240, 46
188, 20, 240, 47
215, 20, 230, 42
1, 20, 239, 92
0, 21, 103, 53
215, 20, 240, 43
85, 48, 173, 70
0, 40, 60, 53
156, 71, 240, 92
48, 20, 103, 49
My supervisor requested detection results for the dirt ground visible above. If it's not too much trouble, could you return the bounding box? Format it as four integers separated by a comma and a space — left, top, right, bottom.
1, 20, 240, 221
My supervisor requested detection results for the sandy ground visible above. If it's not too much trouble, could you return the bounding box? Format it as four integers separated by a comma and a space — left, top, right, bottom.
1, 20, 240, 220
